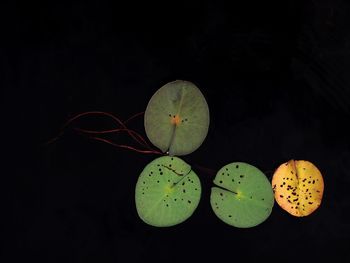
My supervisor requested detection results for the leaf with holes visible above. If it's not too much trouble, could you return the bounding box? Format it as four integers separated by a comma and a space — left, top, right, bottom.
272, 160, 324, 217
210, 162, 274, 228
135, 156, 201, 227
144, 80, 210, 156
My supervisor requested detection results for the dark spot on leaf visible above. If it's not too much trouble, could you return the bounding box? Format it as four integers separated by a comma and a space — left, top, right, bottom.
157, 180, 159, 183
308, 202, 313, 204
236, 165, 239, 169
219, 180, 223, 184
160, 172, 163, 175
220, 193, 223, 196
183, 189, 186, 193
188, 200, 191, 204
240, 175, 244, 178
280, 195, 284, 198
228, 215, 232, 218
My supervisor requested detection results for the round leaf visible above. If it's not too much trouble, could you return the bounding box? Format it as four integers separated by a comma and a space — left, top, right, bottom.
144, 80, 210, 156
135, 156, 201, 227
272, 160, 324, 217
210, 162, 274, 228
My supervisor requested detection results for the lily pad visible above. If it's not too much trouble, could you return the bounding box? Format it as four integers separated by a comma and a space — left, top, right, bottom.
144, 80, 210, 156
210, 162, 274, 228
135, 156, 201, 227
272, 160, 324, 217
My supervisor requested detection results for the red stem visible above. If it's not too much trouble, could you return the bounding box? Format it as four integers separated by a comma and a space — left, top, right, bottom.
89, 136, 163, 155
62, 111, 148, 148
45, 111, 162, 156
124, 111, 145, 124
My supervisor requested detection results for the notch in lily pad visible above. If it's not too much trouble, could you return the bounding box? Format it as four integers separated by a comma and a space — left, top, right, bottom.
135, 156, 201, 227
144, 80, 210, 156
210, 162, 274, 228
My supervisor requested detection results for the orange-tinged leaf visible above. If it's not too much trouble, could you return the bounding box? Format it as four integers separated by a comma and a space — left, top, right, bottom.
272, 160, 324, 217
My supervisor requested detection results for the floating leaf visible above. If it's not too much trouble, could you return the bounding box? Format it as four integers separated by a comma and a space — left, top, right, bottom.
135, 156, 201, 227
272, 160, 324, 217
144, 80, 210, 156
210, 162, 274, 228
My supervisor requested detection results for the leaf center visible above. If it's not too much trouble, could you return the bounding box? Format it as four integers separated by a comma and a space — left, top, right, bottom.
171, 114, 182, 126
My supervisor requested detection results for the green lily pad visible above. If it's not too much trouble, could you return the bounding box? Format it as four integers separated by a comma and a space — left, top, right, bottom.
144, 80, 210, 156
135, 156, 201, 227
210, 162, 274, 228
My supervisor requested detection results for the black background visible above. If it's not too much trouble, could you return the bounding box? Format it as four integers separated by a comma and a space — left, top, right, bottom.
4, 0, 350, 262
